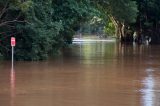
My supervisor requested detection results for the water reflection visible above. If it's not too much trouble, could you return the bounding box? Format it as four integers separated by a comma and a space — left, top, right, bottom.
10, 67, 16, 106
141, 73, 154, 106
70, 42, 117, 65
140, 67, 160, 106
1, 42, 160, 106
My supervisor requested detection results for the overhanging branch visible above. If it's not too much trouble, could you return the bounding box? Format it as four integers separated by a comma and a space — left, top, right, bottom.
0, 20, 26, 27
0, 0, 9, 19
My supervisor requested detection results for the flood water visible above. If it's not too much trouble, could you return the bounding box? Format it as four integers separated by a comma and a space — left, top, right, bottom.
0, 41, 160, 106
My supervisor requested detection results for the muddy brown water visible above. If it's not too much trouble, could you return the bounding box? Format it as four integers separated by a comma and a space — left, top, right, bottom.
0, 42, 160, 106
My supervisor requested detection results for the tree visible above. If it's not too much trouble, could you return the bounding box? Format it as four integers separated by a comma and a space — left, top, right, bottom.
0, 0, 32, 28
53, 0, 96, 43
0, 0, 96, 60
135, 0, 160, 44
0, 0, 32, 59
94, 0, 138, 41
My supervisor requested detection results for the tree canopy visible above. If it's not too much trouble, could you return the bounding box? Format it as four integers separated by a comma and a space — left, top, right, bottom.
0, 0, 95, 60
1, 0, 160, 60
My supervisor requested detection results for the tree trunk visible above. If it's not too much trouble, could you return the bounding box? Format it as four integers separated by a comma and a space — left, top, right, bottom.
121, 22, 125, 38
110, 16, 121, 39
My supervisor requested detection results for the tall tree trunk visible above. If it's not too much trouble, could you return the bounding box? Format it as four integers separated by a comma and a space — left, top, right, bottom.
115, 24, 119, 38
118, 23, 122, 39
121, 22, 125, 38
110, 16, 121, 39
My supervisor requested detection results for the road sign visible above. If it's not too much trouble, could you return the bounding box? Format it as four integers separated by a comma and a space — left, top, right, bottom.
11, 37, 16, 47
11, 37, 16, 68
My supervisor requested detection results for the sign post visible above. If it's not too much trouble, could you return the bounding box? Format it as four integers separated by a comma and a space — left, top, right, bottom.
11, 37, 16, 69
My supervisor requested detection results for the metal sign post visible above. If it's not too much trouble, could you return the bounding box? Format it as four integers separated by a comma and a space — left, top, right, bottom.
11, 37, 16, 68
12, 46, 14, 68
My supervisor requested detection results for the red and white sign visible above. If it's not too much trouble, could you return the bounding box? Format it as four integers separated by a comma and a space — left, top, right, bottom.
11, 37, 16, 47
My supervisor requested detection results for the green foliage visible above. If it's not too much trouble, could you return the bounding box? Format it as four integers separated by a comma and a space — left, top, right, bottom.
109, 0, 138, 23
5, 0, 160, 60
134, 0, 160, 43
94, 0, 138, 23
93, 0, 138, 39
104, 20, 115, 36
53, 0, 96, 42
13, 0, 64, 60
80, 16, 106, 35
0, 0, 96, 60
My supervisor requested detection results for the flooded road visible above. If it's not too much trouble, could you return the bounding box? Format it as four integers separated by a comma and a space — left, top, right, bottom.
0, 41, 160, 106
